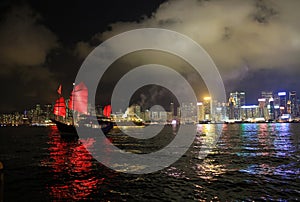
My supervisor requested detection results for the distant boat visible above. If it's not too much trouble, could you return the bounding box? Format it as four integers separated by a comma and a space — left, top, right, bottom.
198, 120, 211, 124
51, 82, 114, 137
112, 112, 145, 126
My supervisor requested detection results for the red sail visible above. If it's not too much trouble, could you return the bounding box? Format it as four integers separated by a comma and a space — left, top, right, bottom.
68, 82, 88, 114
53, 97, 66, 117
57, 84, 62, 95
103, 105, 111, 117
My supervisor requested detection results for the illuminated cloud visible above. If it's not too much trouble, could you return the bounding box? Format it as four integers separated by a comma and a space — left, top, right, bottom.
0, 6, 58, 68
0, 5, 59, 112
75, 0, 300, 82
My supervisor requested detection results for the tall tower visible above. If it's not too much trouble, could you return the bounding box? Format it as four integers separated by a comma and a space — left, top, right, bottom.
230, 92, 246, 107
228, 97, 235, 119
203, 97, 211, 120
289, 91, 298, 118
197, 102, 204, 122
229, 91, 245, 119
261, 91, 274, 120
170, 102, 174, 119
278, 92, 287, 115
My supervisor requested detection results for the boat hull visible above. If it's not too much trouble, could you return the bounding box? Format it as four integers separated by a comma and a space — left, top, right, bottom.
51, 119, 114, 138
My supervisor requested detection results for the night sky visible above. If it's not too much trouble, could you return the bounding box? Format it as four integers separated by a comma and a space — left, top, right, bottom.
1, 0, 300, 113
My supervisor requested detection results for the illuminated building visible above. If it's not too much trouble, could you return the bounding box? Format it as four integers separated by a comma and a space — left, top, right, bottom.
261, 91, 274, 119
203, 97, 211, 120
230, 91, 246, 107
180, 102, 197, 124
240, 105, 259, 120
44, 104, 52, 121
228, 97, 235, 119
269, 97, 275, 120
212, 101, 227, 122
273, 94, 280, 119
95, 105, 103, 116
261, 91, 273, 100
32, 104, 42, 124
278, 92, 287, 115
144, 110, 151, 122
197, 102, 204, 122
289, 91, 298, 118
177, 107, 181, 117
133, 104, 141, 118
170, 102, 174, 119
159, 111, 167, 121
258, 98, 269, 120
151, 111, 159, 121
229, 91, 245, 119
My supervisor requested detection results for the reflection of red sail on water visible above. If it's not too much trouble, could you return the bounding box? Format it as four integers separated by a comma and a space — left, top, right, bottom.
41, 126, 104, 200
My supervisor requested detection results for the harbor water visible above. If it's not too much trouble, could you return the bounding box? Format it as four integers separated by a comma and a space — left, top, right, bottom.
0, 123, 299, 201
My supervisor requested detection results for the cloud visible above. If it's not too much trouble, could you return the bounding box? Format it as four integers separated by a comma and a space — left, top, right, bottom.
75, 0, 300, 81
73, 41, 94, 59
0, 6, 58, 68
0, 5, 59, 112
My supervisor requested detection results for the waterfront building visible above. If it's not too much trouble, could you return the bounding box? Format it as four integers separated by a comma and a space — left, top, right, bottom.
230, 92, 246, 106
177, 107, 181, 118
228, 97, 235, 120
278, 91, 287, 115
144, 110, 151, 122
211, 100, 227, 122
180, 102, 197, 124
258, 98, 269, 120
133, 104, 141, 118
261, 91, 274, 119
229, 91, 245, 120
197, 102, 204, 122
170, 102, 174, 120
240, 105, 259, 120
203, 97, 211, 121
269, 97, 275, 120
159, 111, 168, 122
289, 91, 298, 118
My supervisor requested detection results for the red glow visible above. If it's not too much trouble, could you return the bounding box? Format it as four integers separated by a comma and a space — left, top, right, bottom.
103, 105, 111, 117
53, 97, 66, 117
57, 84, 62, 95
69, 82, 88, 114
42, 126, 104, 200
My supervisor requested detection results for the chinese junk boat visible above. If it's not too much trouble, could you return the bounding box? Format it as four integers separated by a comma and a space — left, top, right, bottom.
51, 82, 114, 137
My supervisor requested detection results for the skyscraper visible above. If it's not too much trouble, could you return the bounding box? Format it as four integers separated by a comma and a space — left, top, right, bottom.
228, 97, 235, 119
278, 92, 287, 115
229, 91, 245, 119
203, 97, 211, 120
170, 102, 174, 119
230, 92, 246, 107
289, 91, 298, 118
197, 102, 204, 122
261, 91, 272, 98
261, 91, 274, 120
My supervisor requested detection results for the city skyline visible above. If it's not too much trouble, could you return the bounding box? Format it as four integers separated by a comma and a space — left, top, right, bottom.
1, 88, 299, 126
1, 0, 300, 112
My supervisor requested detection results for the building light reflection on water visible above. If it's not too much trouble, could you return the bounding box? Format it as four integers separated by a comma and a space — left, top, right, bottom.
237, 123, 300, 179
32, 122, 300, 201
193, 123, 299, 182
194, 124, 227, 180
